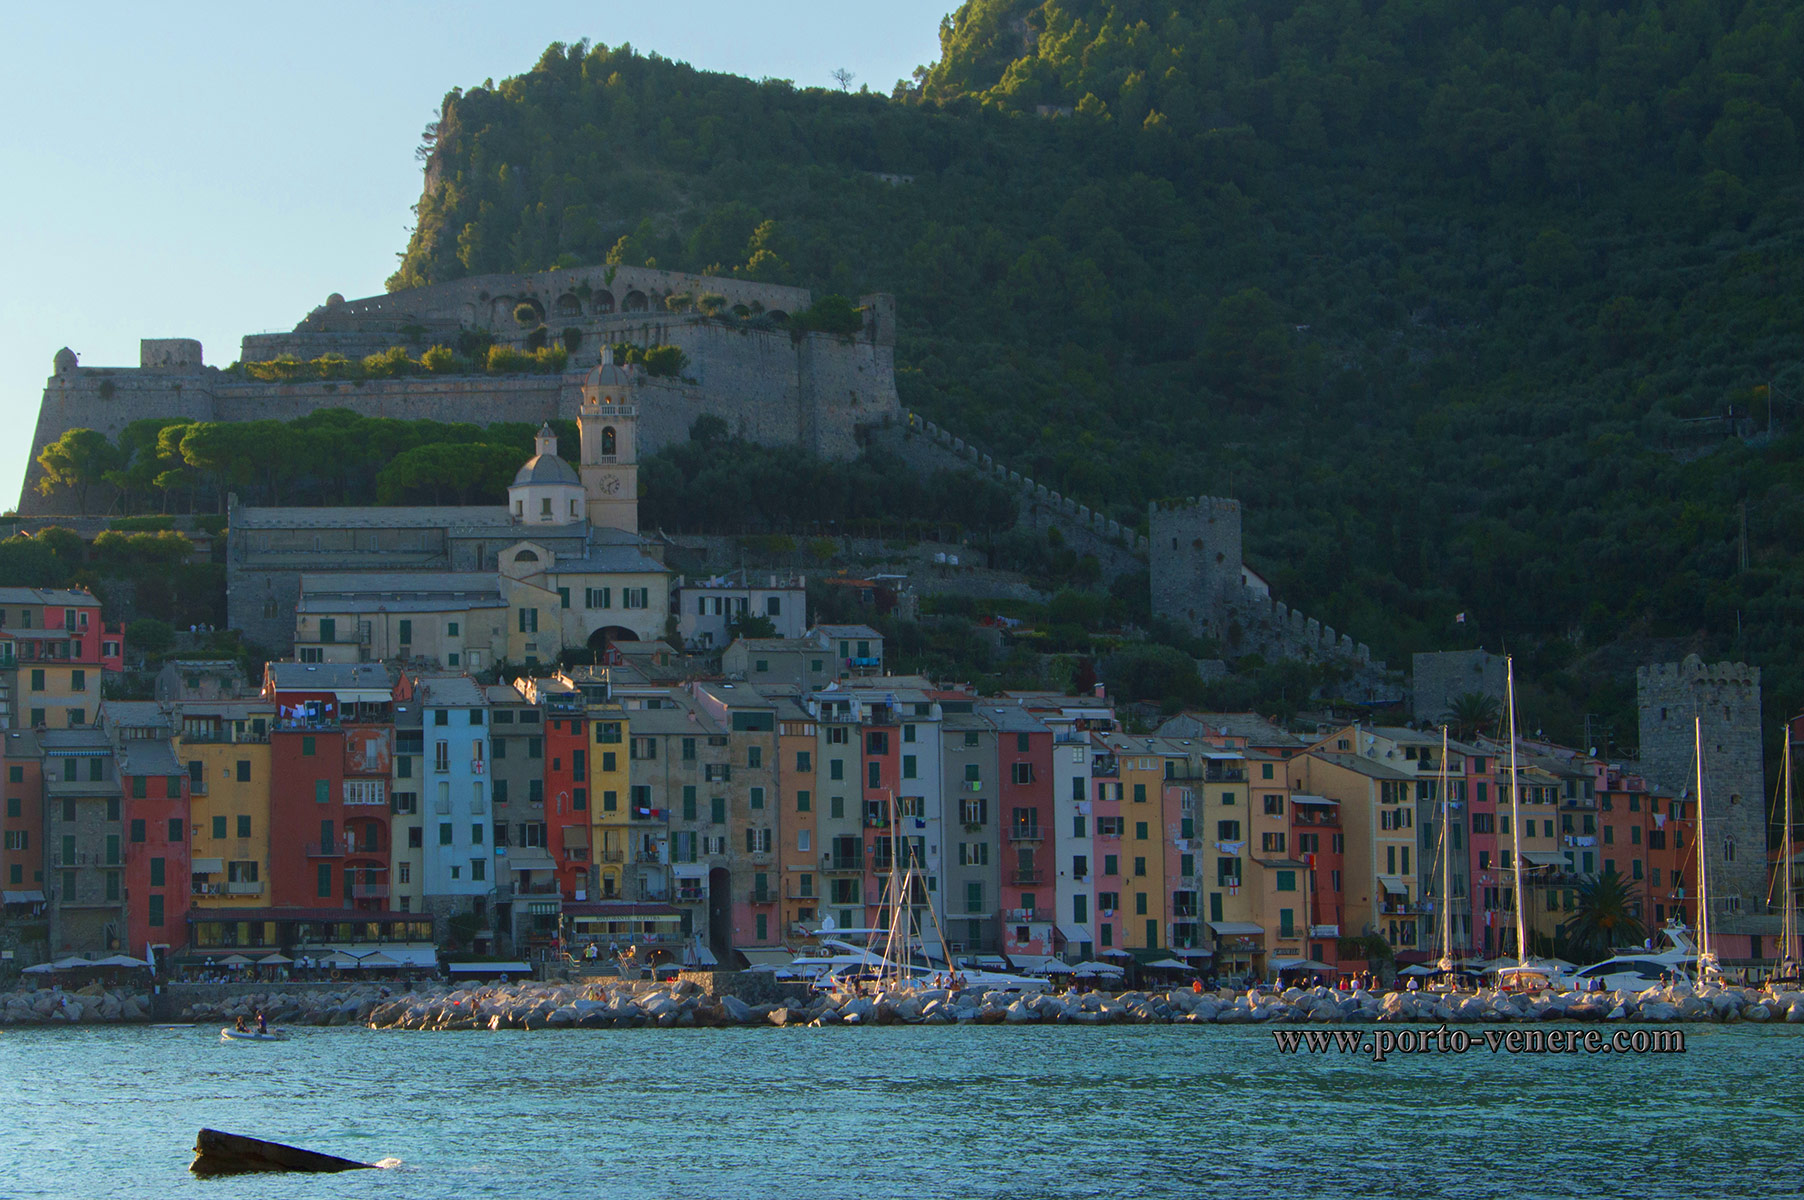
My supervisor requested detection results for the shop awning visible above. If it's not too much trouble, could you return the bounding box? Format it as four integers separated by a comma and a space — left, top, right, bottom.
3, 890, 46, 903
448, 961, 530, 974
1521, 851, 1566, 868
1054, 924, 1091, 946
190, 858, 224, 874
1207, 921, 1265, 936
502, 850, 557, 872
1290, 794, 1337, 806
559, 825, 590, 848
1378, 875, 1410, 895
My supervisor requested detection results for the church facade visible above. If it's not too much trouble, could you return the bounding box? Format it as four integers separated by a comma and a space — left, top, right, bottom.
227, 353, 672, 665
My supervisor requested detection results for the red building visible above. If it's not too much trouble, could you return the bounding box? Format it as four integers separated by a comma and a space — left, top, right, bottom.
1291, 793, 1344, 966
2, 730, 43, 913
991, 706, 1053, 955
263, 663, 396, 912
0, 587, 125, 671
543, 708, 589, 900
119, 739, 191, 958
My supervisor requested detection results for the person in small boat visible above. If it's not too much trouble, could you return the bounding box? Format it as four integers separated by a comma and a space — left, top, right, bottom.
233, 1016, 249, 1033
256, 1010, 268, 1035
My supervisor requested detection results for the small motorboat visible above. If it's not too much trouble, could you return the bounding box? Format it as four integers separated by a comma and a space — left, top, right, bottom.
191, 1128, 373, 1175
220, 1027, 288, 1041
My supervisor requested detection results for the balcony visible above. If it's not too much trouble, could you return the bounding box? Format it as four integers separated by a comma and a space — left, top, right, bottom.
676, 885, 706, 902
822, 854, 862, 873
1294, 811, 1341, 828
750, 889, 776, 905
785, 885, 819, 901
1007, 825, 1043, 843
863, 812, 892, 828
634, 851, 665, 864
1006, 907, 1053, 922
304, 843, 343, 858
350, 883, 388, 900
1009, 869, 1045, 885
599, 850, 626, 863
226, 881, 264, 896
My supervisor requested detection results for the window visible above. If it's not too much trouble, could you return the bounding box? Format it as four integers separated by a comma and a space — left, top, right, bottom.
1262, 832, 1286, 854
751, 787, 765, 810
168, 818, 181, 840
439, 823, 453, 845
236, 760, 251, 782
210, 815, 227, 839
129, 818, 146, 843
317, 864, 333, 898
748, 746, 762, 769
150, 857, 165, 887
867, 761, 882, 789
315, 779, 329, 803
237, 815, 252, 838
518, 608, 538, 633
1012, 763, 1034, 784
1217, 820, 1241, 841
1263, 795, 1284, 816
71, 669, 85, 692
148, 894, 164, 927
796, 790, 811, 813
1132, 783, 1146, 803
902, 755, 917, 779
1276, 870, 1297, 892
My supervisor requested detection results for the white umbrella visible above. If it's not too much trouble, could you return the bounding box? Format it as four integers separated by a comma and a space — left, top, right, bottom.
21, 962, 56, 974
1146, 958, 1197, 971
257, 953, 293, 965
52, 955, 93, 969
1399, 964, 1440, 976
355, 952, 401, 968
1073, 960, 1125, 975
1036, 960, 1075, 974
91, 954, 149, 968
216, 954, 255, 966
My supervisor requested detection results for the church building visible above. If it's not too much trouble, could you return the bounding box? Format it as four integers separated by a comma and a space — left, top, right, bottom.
227, 352, 672, 665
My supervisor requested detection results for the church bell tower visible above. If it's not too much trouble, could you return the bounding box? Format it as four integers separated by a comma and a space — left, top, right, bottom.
579, 348, 639, 534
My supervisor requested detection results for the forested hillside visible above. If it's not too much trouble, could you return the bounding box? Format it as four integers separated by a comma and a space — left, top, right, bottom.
388, 0, 1804, 742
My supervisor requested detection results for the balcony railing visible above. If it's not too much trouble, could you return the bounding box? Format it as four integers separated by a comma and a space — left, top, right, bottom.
226, 881, 264, 896
635, 852, 665, 865
599, 850, 626, 863
1006, 907, 1053, 922
822, 854, 862, 872
785, 886, 818, 901
350, 883, 388, 900
1009, 869, 1045, 885
676, 886, 705, 902
1007, 825, 1043, 843
304, 843, 343, 858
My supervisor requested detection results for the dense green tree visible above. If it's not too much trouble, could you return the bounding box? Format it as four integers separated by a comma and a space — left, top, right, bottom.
36, 429, 119, 514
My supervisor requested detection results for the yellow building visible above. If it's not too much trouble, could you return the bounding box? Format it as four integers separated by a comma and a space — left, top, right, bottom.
1292, 749, 1423, 954
176, 702, 275, 908
586, 692, 631, 901
15, 661, 100, 729
1100, 734, 1180, 952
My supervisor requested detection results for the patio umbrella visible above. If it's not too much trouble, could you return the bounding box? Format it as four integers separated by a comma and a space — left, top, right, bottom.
1073, 960, 1124, 975
216, 954, 255, 966
356, 952, 401, 968
257, 953, 294, 965
91, 954, 149, 968
1145, 958, 1197, 971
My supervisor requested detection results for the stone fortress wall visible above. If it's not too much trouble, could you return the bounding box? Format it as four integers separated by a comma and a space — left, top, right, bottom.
1636, 656, 1770, 932
20, 265, 897, 513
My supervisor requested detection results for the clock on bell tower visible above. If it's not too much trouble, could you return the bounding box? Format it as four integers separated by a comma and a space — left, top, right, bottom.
578, 348, 639, 534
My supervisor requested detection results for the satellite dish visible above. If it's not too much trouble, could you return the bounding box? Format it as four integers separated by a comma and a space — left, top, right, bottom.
820, 916, 836, 932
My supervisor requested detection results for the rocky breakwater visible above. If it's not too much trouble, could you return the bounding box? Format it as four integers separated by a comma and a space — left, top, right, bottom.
177, 984, 402, 1028
2, 984, 152, 1025
362, 980, 1804, 1030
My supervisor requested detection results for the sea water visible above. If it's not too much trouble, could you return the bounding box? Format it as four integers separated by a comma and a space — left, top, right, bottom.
1, 1023, 1799, 1199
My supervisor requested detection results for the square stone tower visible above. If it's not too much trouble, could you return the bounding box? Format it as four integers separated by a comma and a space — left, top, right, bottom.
1636, 656, 1767, 929
1148, 497, 1243, 641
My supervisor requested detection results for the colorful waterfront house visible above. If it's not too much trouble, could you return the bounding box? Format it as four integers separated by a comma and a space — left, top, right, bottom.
776, 694, 820, 941
936, 699, 998, 956
1006, 690, 1116, 964
117, 735, 192, 959
812, 689, 867, 937
1182, 743, 1261, 979
813, 623, 884, 679
0, 588, 124, 732
390, 699, 426, 919
691, 681, 783, 952
984, 698, 1057, 961
1290, 747, 1423, 958
41, 726, 124, 954
481, 683, 552, 950
1096, 733, 1182, 957
1090, 743, 1125, 955
174, 700, 275, 914
2, 730, 44, 914
411, 673, 494, 948
1289, 793, 1346, 966
538, 683, 591, 902
673, 569, 808, 650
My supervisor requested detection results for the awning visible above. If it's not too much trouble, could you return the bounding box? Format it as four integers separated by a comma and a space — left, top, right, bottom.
1521, 851, 1565, 868
3, 890, 47, 903
1007, 954, 1071, 974
559, 825, 590, 848
189, 858, 224, 874
1272, 958, 1333, 973
670, 864, 707, 880
1207, 921, 1264, 936
503, 850, 557, 872
1054, 924, 1091, 946
686, 946, 719, 967
737, 948, 794, 967
306, 943, 438, 969
1145, 958, 1198, 971
1290, 794, 1337, 806
258, 953, 294, 965
1172, 948, 1214, 959
448, 961, 530, 974
1378, 876, 1409, 895
215, 954, 255, 966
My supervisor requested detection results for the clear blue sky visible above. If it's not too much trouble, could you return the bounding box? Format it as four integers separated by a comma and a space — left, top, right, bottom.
0, 1, 952, 509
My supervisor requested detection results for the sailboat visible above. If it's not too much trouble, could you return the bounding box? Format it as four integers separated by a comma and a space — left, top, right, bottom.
1493, 657, 1559, 993
1774, 732, 1800, 984
1691, 715, 1721, 986
1431, 726, 1457, 978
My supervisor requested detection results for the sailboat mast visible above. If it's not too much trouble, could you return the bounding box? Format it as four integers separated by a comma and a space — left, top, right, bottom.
1507, 658, 1528, 965
1694, 715, 1711, 970
1784, 734, 1797, 969
1439, 726, 1453, 969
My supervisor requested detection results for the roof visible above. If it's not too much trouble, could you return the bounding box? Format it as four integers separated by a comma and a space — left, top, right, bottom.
548, 546, 669, 575
0, 587, 101, 607
40, 728, 113, 752
266, 662, 395, 694
116, 739, 183, 777
485, 684, 534, 706
413, 674, 487, 707
813, 624, 882, 640
100, 701, 172, 729
1306, 752, 1420, 781
298, 572, 504, 613
4, 730, 41, 757
233, 505, 516, 531
979, 705, 1045, 734
1159, 712, 1306, 748
511, 452, 580, 488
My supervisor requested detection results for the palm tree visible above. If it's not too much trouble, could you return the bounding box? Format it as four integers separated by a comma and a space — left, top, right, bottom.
1444, 691, 1502, 741
1561, 868, 1646, 961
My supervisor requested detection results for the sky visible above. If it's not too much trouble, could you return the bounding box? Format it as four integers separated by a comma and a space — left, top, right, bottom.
0, 1, 953, 509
